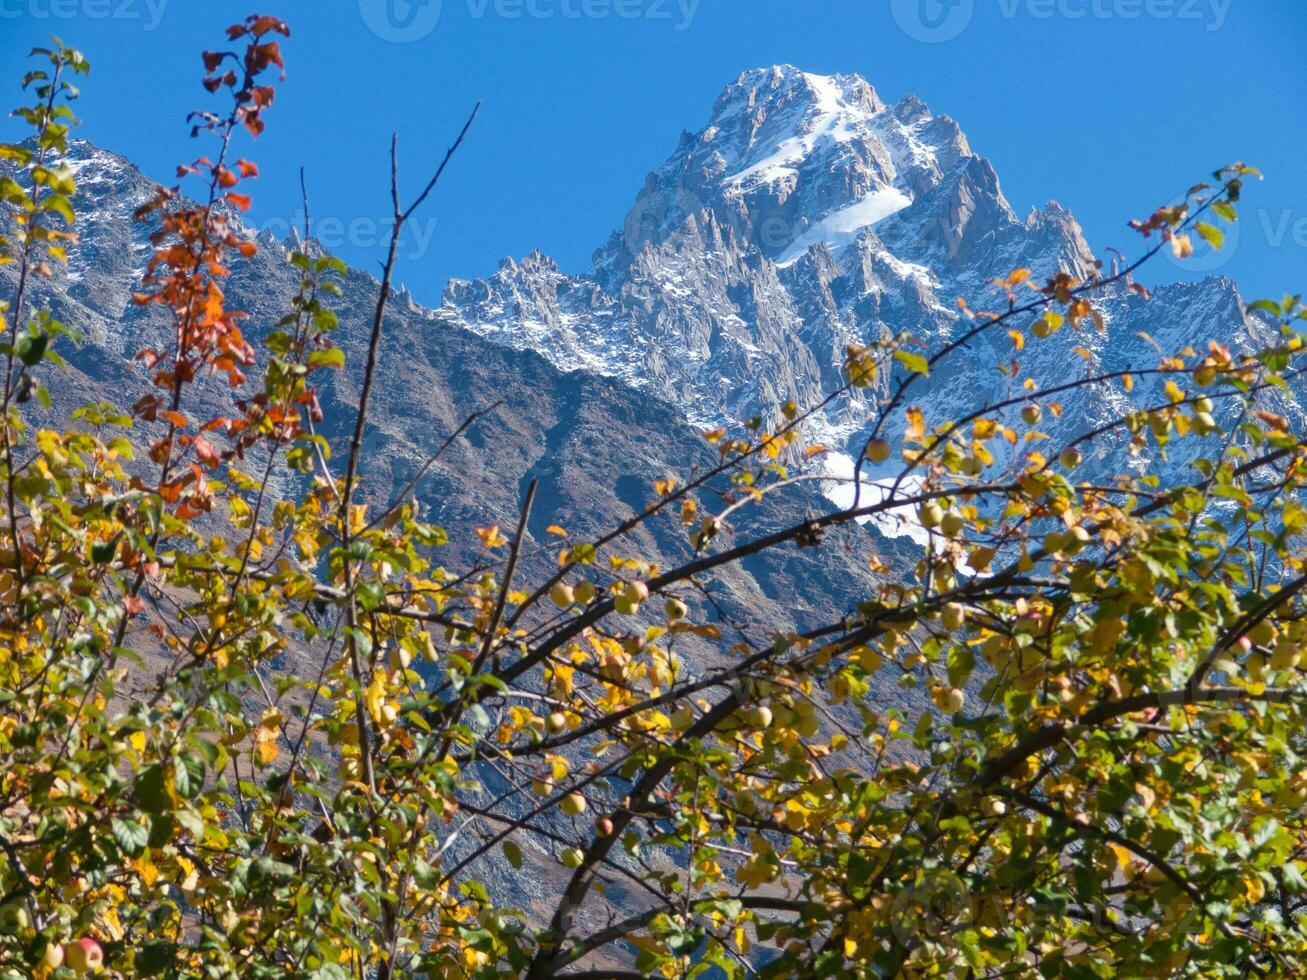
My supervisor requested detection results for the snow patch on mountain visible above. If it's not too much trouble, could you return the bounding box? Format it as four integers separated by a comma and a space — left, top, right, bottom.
775, 187, 913, 266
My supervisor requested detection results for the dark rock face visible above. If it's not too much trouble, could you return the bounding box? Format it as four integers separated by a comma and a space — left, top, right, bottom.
0, 138, 890, 650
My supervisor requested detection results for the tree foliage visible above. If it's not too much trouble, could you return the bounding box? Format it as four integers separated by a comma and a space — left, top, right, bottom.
2, 17, 1307, 979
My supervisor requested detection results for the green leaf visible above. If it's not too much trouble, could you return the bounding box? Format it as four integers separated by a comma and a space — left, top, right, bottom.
39, 193, 75, 225
111, 817, 150, 856
175, 751, 206, 799
15, 333, 47, 366
894, 350, 930, 377
135, 763, 173, 813
135, 943, 177, 976
503, 841, 522, 869
947, 644, 976, 690
1212, 200, 1238, 223
307, 347, 345, 370
1195, 222, 1224, 251
250, 856, 296, 883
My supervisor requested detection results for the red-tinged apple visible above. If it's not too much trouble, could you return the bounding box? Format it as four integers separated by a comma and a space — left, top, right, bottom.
65, 937, 103, 974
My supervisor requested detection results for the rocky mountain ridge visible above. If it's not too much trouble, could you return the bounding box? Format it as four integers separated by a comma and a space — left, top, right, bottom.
433, 65, 1297, 484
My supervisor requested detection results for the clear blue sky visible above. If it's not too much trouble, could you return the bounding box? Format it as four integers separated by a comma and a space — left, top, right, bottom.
3, 1, 1304, 306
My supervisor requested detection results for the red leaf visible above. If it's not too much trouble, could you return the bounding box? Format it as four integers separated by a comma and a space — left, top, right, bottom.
250, 15, 290, 37
225, 193, 252, 212
133, 394, 160, 420
193, 435, 221, 468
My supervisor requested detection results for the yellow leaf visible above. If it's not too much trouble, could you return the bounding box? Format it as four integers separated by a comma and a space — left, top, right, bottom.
176, 855, 199, 892
254, 726, 279, 765
1105, 843, 1132, 874
1008, 329, 1025, 352
364, 671, 388, 725
905, 407, 926, 444
1245, 875, 1266, 904
348, 503, 368, 533
476, 525, 508, 549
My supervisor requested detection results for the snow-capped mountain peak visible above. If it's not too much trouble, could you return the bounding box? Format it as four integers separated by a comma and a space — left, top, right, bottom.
597, 67, 989, 279
434, 66, 1280, 465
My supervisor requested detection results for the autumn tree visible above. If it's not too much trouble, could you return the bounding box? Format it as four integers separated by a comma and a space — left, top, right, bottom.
2, 17, 1307, 979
